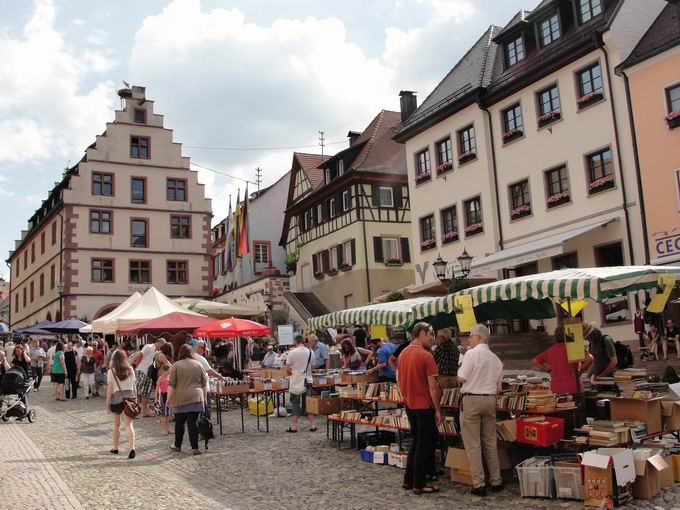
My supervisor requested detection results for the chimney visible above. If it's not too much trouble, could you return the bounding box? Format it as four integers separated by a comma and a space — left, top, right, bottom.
399, 90, 417, 122
347, 131, 361, 146
131, 86, 146, 100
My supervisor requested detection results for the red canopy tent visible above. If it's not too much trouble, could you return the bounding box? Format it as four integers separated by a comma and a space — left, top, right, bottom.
193, 317, 271, 338
117, 312, 214, 336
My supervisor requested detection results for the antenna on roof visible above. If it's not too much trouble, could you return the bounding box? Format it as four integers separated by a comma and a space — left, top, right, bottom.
318, 130, 325, 156
255, 167, 263, 191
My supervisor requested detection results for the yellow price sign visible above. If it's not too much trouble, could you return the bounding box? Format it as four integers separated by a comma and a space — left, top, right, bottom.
564, 318, 586, 363
646, 274, 676, 314
454, 294, 477, 333
560, 300, 588, 317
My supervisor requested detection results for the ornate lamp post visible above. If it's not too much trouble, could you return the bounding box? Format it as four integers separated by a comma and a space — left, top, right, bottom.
433, 248, 473, 292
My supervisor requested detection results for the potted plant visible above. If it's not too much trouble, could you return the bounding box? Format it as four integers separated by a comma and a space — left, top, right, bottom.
547, 191, 570, 208
538, 110, 561, 128
420, 239, 436, 251
441, 230, 459, 244
285, 251, 299, 274
385, 258, 402, 266
464, 222, 483, 236
313, 270, 324, 280
339, 262, 352, 271
666, 110, 680, 130
510, 204, 531, 220
502, 128, 523, 144
588, 174, 615, 194
457, 150, 476, 165
415, 172, 431, 184
577, 91, 604, 109
436, 161, 453, 175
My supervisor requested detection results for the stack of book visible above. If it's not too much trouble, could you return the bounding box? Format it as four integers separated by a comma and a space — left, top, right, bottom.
526, 384, 556, 412
497, 419, 518, 442
339, 410, 362, 421
614, 368, 647, 397
555, 394, 577, 409
591, 377, 618, 397
497, 391, 528, 411
365, 383, 384, 398
585, 420, 630, 446
372, 413, 410, 429
440, 388, 462, 406
388, 385, 402, 401
437, 416, 458, 435
627, 420, 647, 441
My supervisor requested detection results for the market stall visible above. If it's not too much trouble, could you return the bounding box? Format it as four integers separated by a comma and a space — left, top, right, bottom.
81, 292, 142, 334
175, 298, 260, 319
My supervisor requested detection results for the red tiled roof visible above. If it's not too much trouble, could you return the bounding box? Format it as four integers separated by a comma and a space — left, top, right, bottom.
294, 152, 328, 189
350, 110, 405, 175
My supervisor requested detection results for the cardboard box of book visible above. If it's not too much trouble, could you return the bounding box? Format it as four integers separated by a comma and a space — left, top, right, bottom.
660, 398, 680, 431
445, 446, 513, 486
306, 396, 341, 416
261, 368, 288, 379
581, 448, 636, 507
631, 448, 671, 499
609, 397, 663, 435
252, 379, 288, 391
341, 372, 379, 384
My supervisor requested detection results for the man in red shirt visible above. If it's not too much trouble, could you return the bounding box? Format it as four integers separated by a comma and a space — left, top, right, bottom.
397, 322, 442, 495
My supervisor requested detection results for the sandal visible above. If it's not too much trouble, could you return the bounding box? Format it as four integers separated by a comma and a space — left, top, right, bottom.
309, 427, 318, 432
413, 485, 439, 495
285, 428, 297, 433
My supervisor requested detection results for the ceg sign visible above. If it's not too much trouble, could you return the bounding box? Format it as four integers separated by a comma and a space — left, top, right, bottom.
653, 230, 680, 262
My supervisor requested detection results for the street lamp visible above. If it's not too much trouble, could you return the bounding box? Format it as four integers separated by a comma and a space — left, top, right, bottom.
433, 248, 473, 292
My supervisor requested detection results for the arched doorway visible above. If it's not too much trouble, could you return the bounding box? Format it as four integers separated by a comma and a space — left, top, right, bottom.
55, 311, 62, 322
94, 303, 120, 320
46, 312, 52, 322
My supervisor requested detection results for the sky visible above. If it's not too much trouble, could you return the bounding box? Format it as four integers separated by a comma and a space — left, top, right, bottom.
0, 0, 537, 280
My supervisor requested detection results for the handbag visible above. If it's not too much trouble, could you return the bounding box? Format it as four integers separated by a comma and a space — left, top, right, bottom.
197, 412, 214, 450
289, 349, 312, 396
112, 372, 141, 419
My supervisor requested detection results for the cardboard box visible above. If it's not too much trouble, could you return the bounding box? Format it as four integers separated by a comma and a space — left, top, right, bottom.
609, 397, 664, 435
260, 368, 288, 379
252, 379, 288, 391
306, 396, 341, 416
445, 446, 513, 486
661, 398, 680, 431
581, 448, 636, 507
218, 384, 250, 395
341, 372, 379, 384
632, 451, 668, 499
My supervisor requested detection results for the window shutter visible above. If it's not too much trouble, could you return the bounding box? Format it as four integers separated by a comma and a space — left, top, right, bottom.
313, 253, 318, 274
336, 245, 343, 266
351, 239, 357, 265
372, 184, 379, 207
393, 185, 402, 208
321, 250, 330, 273
400, 238, 411, 263
373, 236, 384, 262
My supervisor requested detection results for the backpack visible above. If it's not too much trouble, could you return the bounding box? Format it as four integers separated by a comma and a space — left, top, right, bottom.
613, 340, 634, 369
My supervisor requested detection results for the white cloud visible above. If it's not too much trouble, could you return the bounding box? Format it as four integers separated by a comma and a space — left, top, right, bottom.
0, 0, 115, 164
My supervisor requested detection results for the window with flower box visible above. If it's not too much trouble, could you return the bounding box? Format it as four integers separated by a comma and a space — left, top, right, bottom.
666, 84, 680, 129
545, 165, 570, 208
579, 0, 602, 24
415, 149, 432, 183
539, 13, 561, 48
457, 125, 476, 164
505, 36, 525, 68
440, 205, 459, 244
509, 180, 532, 220
435, 138, 453, 175
420, 215, 436, 251
376, 236, 401, 265
586, 148, 614, 194
576, 63, 604, 109
502, 103, 524, 143
537, 85, 561, 127
463, 197, 483, 236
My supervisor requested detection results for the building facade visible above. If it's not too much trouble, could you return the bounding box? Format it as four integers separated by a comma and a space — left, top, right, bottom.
394, 0, 667, 340
7, 86, 212, 328
280, 110, 415, 313
619, 1, 680, 266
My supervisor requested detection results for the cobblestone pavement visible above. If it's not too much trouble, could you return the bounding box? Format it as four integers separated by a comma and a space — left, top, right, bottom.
3, 386, 680, 510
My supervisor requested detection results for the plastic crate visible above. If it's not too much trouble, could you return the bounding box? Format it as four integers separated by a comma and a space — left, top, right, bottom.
516, 417, 565, 447
516, 457, 555, 499
553, 465, 583, 500
357, 430, 396, 450
360, 449, 374, 463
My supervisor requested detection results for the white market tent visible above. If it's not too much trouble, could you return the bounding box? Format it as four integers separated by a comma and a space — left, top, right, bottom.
308, 296, 440, 330
85, 288, 204, 334
175, 297, 260, 318
80, 292, 143, 334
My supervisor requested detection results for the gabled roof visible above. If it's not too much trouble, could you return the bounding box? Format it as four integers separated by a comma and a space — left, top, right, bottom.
618, 1, 680, 70
493, 10, 531, 41
295, 152, 328, 190
394, 25, 501, 141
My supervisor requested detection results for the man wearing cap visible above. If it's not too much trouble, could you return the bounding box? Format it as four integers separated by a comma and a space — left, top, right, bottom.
262, 345, 277, 368
308, 335, 329, 370
583, 322, 617, 381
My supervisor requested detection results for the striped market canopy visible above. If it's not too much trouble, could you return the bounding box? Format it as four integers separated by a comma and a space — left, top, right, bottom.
308, 297, 437, 330
412, 266, 680, 320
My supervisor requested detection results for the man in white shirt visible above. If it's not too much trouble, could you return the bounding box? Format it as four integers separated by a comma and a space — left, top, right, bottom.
131, 338, 165, 417
195, 340, 226, 419
285, 335, 316, 432
73, 339, 85, 360
46, 341, 57, 371
457, 324, 504, 497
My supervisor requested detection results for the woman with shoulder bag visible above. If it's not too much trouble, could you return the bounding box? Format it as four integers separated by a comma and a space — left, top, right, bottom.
106, 350, 138, 459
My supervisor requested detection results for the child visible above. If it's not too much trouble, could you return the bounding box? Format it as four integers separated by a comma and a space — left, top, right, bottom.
156, 364, 171, 435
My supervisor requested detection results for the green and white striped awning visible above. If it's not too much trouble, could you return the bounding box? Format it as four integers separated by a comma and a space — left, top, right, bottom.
413, 266, 680, 320
308, 297, 437, 330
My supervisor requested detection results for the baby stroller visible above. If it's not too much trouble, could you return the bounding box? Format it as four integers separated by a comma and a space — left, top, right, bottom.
0, 366, 36, 423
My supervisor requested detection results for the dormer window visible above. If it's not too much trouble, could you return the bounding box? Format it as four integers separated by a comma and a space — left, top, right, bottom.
505, 36, 525, 68
325, 168, 331, 184
539, 13, 561, 48
338, 160, 344, 176
578, 0, 602, 24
